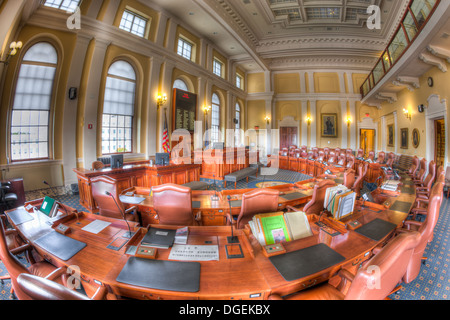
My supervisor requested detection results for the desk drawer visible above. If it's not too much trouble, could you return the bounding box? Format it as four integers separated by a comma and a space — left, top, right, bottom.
201, 210, 226, 226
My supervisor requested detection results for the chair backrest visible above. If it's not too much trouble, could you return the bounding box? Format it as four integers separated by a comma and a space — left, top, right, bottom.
416, 158, 428, 181
152, 184, 194, 226
445, 166, 450, 183
404, 183, 443, 284
17, 274, 92, 300
0, 219, 32, 300
376, 152, 385, 164
357, 149, 364, 158
337, 155, 346, 166
91, 161, 105, 171
236, 189, 280, 229
91, 175, 125, 220
343, 169, 355, 190
352, 164, 365, 197
422, 160, 436, 190
318, 151, 325, 161
368, 151, 375, 161
345, 231, 421, 300
346, 156, 355, 169
386, 153, 395, 167
303, 180, 336, 215
409, 156, 419, 176
279, 148, 288, 156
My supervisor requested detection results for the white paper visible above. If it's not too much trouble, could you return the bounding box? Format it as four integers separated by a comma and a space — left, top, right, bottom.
168, 245, 219, 261
82, 220, 111, 234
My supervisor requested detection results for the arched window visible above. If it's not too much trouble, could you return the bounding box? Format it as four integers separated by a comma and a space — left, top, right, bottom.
173, 79, 188, 91
235, 103, 241, 146
10, 42, 58, 161
102, 60, 136, 154
211, 93, 221, 143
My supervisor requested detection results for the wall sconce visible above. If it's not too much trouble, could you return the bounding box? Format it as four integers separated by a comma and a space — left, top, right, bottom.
0, 41, 23, 65
305, 116, 312, 126
346, 117, 352, 128
265, 116, 271, 125
202, 105, 211, 116
403, 108, 411, 120
156, 93, 167, 109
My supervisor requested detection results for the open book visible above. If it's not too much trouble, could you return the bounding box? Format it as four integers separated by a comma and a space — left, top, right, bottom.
248, 211, 313, 246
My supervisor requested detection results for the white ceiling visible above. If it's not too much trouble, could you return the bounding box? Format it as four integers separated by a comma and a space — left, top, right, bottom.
146, 0, 411, 72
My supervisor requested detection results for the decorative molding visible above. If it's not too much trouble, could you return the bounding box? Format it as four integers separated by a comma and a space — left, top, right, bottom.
427, 45, 450, 63
269, 55, 378, 71
418, 52, 447, 73
375, 92, 397, 104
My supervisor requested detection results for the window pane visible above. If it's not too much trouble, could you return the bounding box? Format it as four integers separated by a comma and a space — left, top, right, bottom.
119, 10, 148, 38
388, 28, 408, 64
403, 11, 418, 41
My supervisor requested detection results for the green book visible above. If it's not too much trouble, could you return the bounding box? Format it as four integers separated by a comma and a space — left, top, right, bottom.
40, 196, 56, 217
256, 213, 291, 246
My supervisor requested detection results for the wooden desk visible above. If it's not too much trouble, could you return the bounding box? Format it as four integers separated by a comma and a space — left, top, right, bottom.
73, 163, 201, 212
5, 173, 416, 301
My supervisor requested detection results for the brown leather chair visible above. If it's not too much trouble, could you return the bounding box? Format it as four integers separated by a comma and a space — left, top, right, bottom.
356, 149, 364, 158
232, 188, 280, 230
268, 231, 421, 300
152, 184, 199, 226
376, 152, 385, 164
386, 153, 395, 167
17, 273, 107, 300
410, 169, 445, 220
399, 183, 443, 284
367, 151, 375, 161
337, 155, 346, 167
302, 180, 336, 215
408, 156, 420, 177
0, 219, 68, 300
327, 153, 337, 165
343, 169, 355, 190
352, 164, 365, 198
91, 176, 137, 222
346, 155, 355, 169
414, 161, 436, 201
91, 161, 105, 171
413, 158, 427, 182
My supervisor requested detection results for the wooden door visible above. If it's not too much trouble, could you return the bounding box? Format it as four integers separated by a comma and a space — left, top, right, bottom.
360, 129, 375, 158
280, 127, 298, 150
435, 118, 445, 167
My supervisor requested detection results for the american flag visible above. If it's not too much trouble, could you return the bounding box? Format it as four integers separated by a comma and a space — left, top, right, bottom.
162, 111, 170, 153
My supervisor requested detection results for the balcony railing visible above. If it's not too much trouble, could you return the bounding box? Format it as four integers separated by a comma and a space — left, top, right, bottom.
360, 0, 441, 98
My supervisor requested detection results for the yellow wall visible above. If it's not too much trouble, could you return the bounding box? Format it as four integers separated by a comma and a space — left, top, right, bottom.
274, 73, 300, 94
314, 73, 340, 93
247, 73, 265, 93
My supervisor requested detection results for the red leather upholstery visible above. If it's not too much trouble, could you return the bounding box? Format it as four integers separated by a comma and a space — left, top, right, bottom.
408, 156, 419, 177
352, 164, 365, 198
386, 153, 395, 167
368, 151, 375, 161
303, 180, 335, 215
152, 184, 197, 226
235, 189, 280, 229
414, 161, 436, 196
414, 158, 427, 182
356, 149, 364, 158
269, 231, 421, 300
376, 152, 385, 164
17, 273, 107, 300
343, 169, 355, 190
91, 176, 137, 222
0, 220, 67, 300
400, 181, 443, 284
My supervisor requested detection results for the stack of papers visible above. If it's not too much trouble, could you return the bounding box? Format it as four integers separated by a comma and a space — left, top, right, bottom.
324, 185, 356, 220
381, 180, 401, 191
174, 227, 189, 244
248, 211, 312, 246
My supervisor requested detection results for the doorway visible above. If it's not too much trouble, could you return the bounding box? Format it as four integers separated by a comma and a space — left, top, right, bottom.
280, 127, 298, 150
435, 118, 446, 167
360, 129, 375, 157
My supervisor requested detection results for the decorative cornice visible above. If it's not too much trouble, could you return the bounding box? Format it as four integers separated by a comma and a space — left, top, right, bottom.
269, 56, 378, 71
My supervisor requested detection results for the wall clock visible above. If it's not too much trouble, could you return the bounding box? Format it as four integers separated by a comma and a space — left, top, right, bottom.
418, 104, 425, 113
427, 77, 434, 87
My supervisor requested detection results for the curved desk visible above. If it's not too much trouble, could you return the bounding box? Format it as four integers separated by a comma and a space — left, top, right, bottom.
5, 171, 417, 300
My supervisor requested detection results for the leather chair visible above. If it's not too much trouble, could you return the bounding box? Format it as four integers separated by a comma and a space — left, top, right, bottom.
376, 152, 385, 164
91, 161, 105, 171
91, 175, 137, 222
327, 153, 337, 165
413, 158, 427, 182
386, 153, 395, 167
356, 149, 364, 158
0, 219, 68, 300
346, 155, 355, 169
232, 188, 280, 230
408, 156, 420, 177
302, 180, 336, 215
398, 184, 443, 284
268, 231, 421, 300
334, 148, 341, 155
414, 160, 436, 200
352, 164, 366, 198
0, 182, 18, 211
318, 151, 325, 162
152, 183, 199, 226
17, 273, 107, 300
367, 151, 375, 162
337, 155, 346, 167
343, 169, 355, 190
410, 169, 445, 220
279, 148, 288, 157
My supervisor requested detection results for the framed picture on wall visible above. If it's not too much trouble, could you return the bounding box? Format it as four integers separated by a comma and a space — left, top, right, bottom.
388, 124, 394, 147
412, 128, 420, 149
400, 128, 409, 149
321, 114, 338, 138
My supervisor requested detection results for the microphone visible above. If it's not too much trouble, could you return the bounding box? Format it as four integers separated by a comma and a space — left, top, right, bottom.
226, 195, 239, 244
211, 175, 219, 201
105, 191, 134, 239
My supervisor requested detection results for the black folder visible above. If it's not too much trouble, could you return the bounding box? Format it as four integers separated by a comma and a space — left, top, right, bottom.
269, 244, 345, 281
34, 231, 86, 261
7, 208, 34, 226
389, 201, 413, 213
116, 257, 200, 292
141, 227, 176, 248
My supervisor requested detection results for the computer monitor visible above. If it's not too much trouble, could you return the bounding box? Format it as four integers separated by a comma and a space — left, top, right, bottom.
155, 153, 170, 166
110, 154, 124, 169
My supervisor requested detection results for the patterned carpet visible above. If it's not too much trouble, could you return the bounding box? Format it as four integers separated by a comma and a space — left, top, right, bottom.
1, 170, 449, 300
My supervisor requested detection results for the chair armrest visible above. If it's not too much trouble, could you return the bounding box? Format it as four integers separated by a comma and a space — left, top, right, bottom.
45, 267, 67, 282
336, 269, 356, 292
124, 206, 137, 214
286, 205, 300, 212
91, 286, 108, 300
403, 220, 423, 231
10, 243, 33, 256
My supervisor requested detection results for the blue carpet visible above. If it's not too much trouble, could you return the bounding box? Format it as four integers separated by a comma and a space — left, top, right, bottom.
1, 171, 449, 300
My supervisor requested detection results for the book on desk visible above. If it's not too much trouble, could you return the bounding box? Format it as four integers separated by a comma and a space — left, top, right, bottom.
324, 185, 356, 221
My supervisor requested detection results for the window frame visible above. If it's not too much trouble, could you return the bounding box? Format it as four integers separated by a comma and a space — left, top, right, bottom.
8, 41, 60, 163
213, 58, 223, 78
101, 60, 137, 156
119, 8, 150, 38
211, 93, 221, 144
177, 36, 194, 61
43, 0, 81, 12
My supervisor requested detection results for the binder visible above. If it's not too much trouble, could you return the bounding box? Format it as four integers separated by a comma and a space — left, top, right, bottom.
141, 227, 176, 249
40, 197, 56, 217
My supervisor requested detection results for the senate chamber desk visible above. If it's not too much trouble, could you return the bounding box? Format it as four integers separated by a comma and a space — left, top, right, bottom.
4, 169, 418, 300
73, 162, 202, 213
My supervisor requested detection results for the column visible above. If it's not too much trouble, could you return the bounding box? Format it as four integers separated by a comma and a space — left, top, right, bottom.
62, 34, 92, 186
349, 100, 357, 150
301, 100, 308, 147
340, 100, 348, 149
310, 100, 317, 147
380, 115, 387, 151
393, 111, 398, 154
